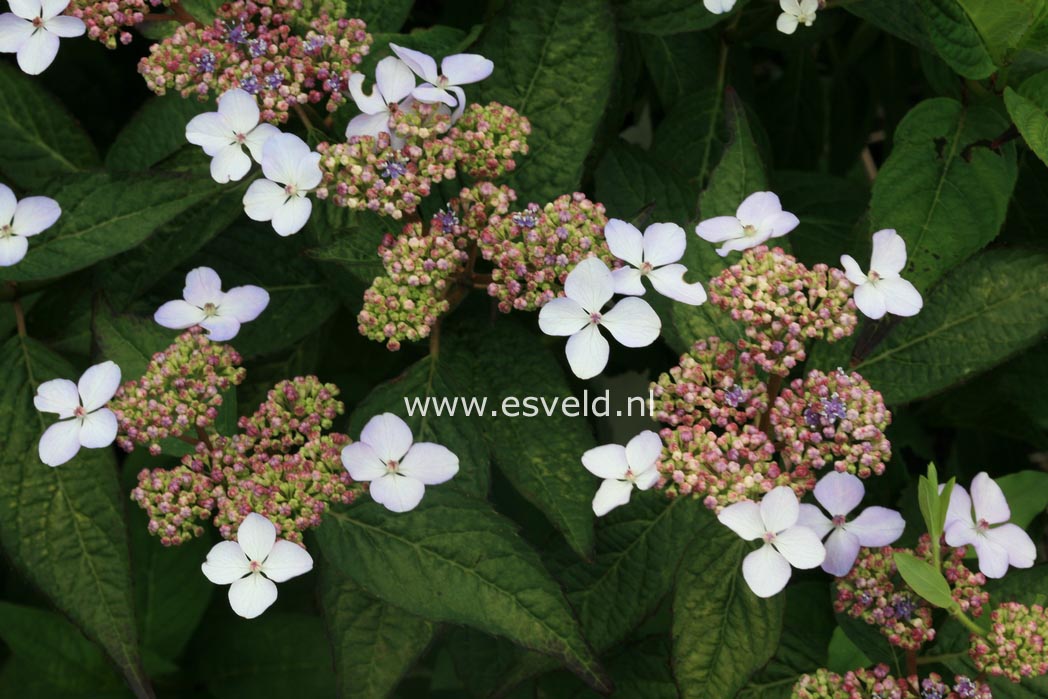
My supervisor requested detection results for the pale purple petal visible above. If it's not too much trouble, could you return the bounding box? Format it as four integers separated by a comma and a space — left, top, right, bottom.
625, 430, 662, 472
564, 323, 609, 380
972, 536, 1010, 579
853, 283, 887, 320
717, 232, 770, 257
537, 297, 589, 336
345, 110, 391, 140
375, 56, 416, 103
360, 412, 413, 463
8, 0, 40, 20
695, 216, 743, 244
944, 484, 973, 530
243, 123, 280, 164
77, 360, 121, 412
220, 285, 269, 323
821, 528, 861, 576
260, 540, 313, 582
760, 486, 800, 534
16, 26, 59, 75
346, 72, 386, 115
876, 278, 923, 317
564, 257, 614, 313
441, 53, 494, 85
260, 133, 311, 185
398, 442, 459, 485
869, 228, 907, 277
12, 196, 60, 237
243, 179, 287, 223
839, 254, 866, 285
185, 111, 235, 156
0, 15, 34, 53
0, 236, 27, 267
718, 501, 764, 540
796, 503, 833, 540
78, 408, 117, 448
970, 472, 1011, 524
448, 85, 467, 122
581, 443, 629, 480
390, 43, 439, 83
412, 84, 456, 107
633, 467, 660, 490
368, 473, 425, 513
34, 378, 80, 418
236, 512, 277, 562
944, 519, 979, 548
38, 419, 81, 467
0, 184, 15, 223
600, 297, 661, 348
209, 144, 252, 183
183, 266, 224, 307
985, 523, 1036, 571
292, 151, 323, 191
641, 222, 686, 266
228, 573, 278, 619
847, 506, 905, 547
271, 196, 312, 237
43, 14, 83, 37
735, 191, 783, 228
759, 211, 800, 239
340, 441, 388, 482
813, 471, 865, 517
217, 88, 260, 135
201, 540, 250, 584
39, 0, 69, 20
199, 314, 241, 342
773, 525, 825, 569
603, 218, 644, 268
154, 300, 207, 330
611, 266, 646, 296
776, 12, 799, 34
592, 478, 633, 517
743, 544, 791, 598
646, 264, 707, 305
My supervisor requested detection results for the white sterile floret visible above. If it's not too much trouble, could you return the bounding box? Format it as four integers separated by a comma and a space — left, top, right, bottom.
943, 472, 1036, 579
703, 0, 738, 14
840, 229, 923, 320
346, 55, 416, 141
34, 360, 121, 467
389, 42, 493, 121
201, 513, 314, 619
341, 413, 460, 513
154, 266, 270, 342
694, 191, 800, 257
242, 133, 323, 236
604, 218, 707, 305
718, 486, 826, 598
185, 88, 281, 184
538, 257, 662, 380
0, 0, 85, 75
777, 0, 819, 35
0, 183, 61, 267
582, 430, 662, 516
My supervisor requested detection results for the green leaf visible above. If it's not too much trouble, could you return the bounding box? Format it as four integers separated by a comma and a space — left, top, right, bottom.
918, 0, 997, 79
638, 32, 718, 111
345, 0, 412, 32
594, 142, 693, 225
0, 63, 100, 189
854, 249, 1048, 404
316, 491, 610, 691
474, 0, 616, 203
826, 627, 871, 674
319, 567, 434, 699
652, 87, 728, 187
893, 551, 956, 609
673, 527, 784, 699
845, 0, 934, 50
917, 463, 942, 539
106, 96, 211, 171
611, 0, 736, 35
1005, 70, 1048, 168
996, 471, 1048, 527
92, 301, 175, 378
956, 0, 1047, 65
869, 98, 1018, 292
469, 318, 597, 558
0, 172, 216, 283
775, 171, 868, 267
0, 336, 150, 698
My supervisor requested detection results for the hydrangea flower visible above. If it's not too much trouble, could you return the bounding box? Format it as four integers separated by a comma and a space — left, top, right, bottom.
840, 229, 922, 319
243, 133, 322, 236
695, 192, 799, 257
34, 360, 121, 467
944, 472, 1036, 578
0, 0, 84, 75
538, 257, 661, 380
798, 471, 905, 576
703, 0, 737, 13
201, 512, 313, 619
341, 413, 459, 513
776, 0, 819, 35
581, 430, 661, 516
154, 266, 269, 342
346, 55, 416, 140
0, 184, 60, 267
390, 43, 493, 120
604, 219, 707, 305
185, 88, 281, 184
717, 486, 825, 597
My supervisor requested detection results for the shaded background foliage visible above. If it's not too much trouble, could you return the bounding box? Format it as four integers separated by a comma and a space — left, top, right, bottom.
1, 0, 1048, 697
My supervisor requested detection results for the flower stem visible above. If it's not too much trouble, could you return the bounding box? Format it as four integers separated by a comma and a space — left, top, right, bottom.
169, 1, 199, 25
951, 607, 986, 636
195, 426, 213, 452
916, 651, 967, 666
6, 282, 26, 337
758, 373, 784, 437
906, 649, 918, 677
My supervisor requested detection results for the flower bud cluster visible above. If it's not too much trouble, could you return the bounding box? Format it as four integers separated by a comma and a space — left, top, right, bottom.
480, 192, 617, 312
111, 328, 246, 455
458, 181, 517, 231
792, 665, 990, 699
970, 602, 1048, 682
834, 537, 986, 650
451, 102, 531, 179
69, 0, 154, 48
357, 215, 469, 350
138, 0, 371, 123
709, 246, 857, 374
770, 369, 891, 478
132, 376, 362, 545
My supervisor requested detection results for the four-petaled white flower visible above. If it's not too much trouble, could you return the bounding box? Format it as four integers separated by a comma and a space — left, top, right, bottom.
0, 0, 84, 75
703, 0, 738, 14
695, 191, 800, 257
538, 257, 661, 380
797, 471, 905, 577
346, 56, 416, 141
243, 133, 322, 237
34, 360, 121, 467
718, 486, 826, 598
944, 472, 1036, 579
582, 430, 662, 516
604, 219, 708, 306
390, 43, 493, 121
776, 0, 819, 35
0, 183, 60, 267
840, 229, 923, 320
154, 266, 270, 342
341, 412, 459, 513
201, 512, 313, 619
185, 88, 281, 184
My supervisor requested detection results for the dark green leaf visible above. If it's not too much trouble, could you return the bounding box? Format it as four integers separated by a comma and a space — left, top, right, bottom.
106, 96, 211, 172
893, 551, 956, 609
346, 0, 413, 33
1005, 70, 1048, 168
918, 0, 996, 79
594, 142, 693, 225
92, 301, 175, 379
611, 0, 737, 35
